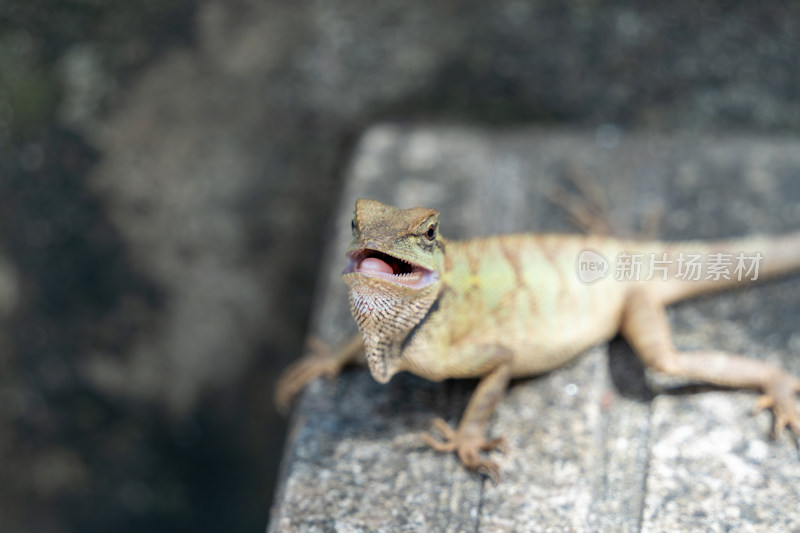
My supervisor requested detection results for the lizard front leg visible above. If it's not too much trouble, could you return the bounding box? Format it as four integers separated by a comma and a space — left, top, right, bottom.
621, 288, 800, 437
275, 334, 363, 411
423, 344, 513, 482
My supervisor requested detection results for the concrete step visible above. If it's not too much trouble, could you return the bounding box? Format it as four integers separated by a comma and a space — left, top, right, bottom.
270, 124, 800, 532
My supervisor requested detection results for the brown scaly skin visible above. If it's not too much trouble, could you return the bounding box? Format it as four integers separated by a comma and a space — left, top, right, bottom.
276, 198, 800, 481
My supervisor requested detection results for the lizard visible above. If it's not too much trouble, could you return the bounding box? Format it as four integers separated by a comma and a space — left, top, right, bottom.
276, 197, 800, 481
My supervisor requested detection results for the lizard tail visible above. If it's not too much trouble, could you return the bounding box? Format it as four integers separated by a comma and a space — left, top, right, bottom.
654, 230, 800, 305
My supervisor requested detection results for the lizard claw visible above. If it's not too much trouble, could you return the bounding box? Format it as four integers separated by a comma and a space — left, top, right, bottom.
422, 417, 505, 483
753, 373, 800, 439
275, 337, 342, 412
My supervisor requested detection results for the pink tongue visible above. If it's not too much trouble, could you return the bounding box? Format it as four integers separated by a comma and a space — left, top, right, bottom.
360, 257, 395, 275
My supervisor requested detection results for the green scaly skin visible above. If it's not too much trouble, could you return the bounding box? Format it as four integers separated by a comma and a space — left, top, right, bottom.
278, 198, 800, 481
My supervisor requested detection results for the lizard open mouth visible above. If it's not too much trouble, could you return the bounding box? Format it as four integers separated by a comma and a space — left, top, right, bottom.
343, 249, 438, 289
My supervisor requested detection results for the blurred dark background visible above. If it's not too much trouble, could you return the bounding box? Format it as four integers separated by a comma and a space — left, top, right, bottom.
1, 1, 799, 531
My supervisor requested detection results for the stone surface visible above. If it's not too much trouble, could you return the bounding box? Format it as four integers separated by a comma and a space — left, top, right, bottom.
271, 124, 800, 532
5, 1, 800, 530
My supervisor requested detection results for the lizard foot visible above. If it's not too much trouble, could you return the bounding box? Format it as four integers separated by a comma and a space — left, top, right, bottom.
275, 337, 343, 412
753, 373, 800, 438
545, 162, 615, 236
422, 418, 505, 483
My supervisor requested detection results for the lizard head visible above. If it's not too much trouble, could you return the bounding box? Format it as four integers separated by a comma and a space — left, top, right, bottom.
343, 198, 444, 287
342, 198, 445, 383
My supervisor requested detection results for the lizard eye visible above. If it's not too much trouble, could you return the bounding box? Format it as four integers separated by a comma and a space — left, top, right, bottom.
425, 224, 436, 240
351, 219, 356, 233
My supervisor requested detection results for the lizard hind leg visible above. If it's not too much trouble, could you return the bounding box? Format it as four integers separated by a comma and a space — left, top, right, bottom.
546, 161, 665, 238
754, 379, 800, 438
621, 288, 800, 439
545, 162, 616, 236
